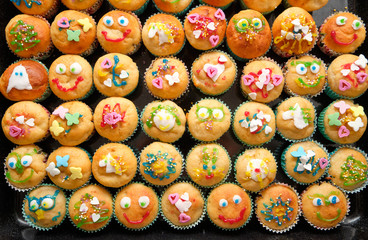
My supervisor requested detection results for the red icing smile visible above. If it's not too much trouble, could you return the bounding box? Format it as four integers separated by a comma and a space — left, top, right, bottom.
331, 30, 358, 45
123, 211, 150, 224
218, 207, 246, 224
101, 30, 131, 42
52, 76, 84, 92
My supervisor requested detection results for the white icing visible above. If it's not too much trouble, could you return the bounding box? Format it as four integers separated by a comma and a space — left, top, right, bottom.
7, 65, 32, 93
21, 155, 32, 167
120, 197, 131, 209
203, 63, 225, 82
233, 195, 242, 204
70, 62, 82, 75
252, 18, 263, 30
246, 158, 269, 182
296, 64, 307, 75
212, 109, 224, 120
148, 24, 173, 45
46, 162, 60, 177
138, 196, 150, 208
197, 107, 209, 120
282, 103, 309, 129
219, 199, 228, 207
352, 19, 362, 30
56, 64, 66, 74
99, 153, 122, 175
336, 16, 347, 25
103, 16, 114, 27
7, 158, 16, 169
175, 193, 192, 212
118, 16, 129, 26
310, 64, 320, 74
153, 109, 175, 132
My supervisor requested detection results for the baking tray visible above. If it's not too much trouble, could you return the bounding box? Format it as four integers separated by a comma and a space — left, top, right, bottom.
0, 0, 367, 239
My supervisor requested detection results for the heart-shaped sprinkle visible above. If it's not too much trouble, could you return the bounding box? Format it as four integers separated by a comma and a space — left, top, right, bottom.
340, 69, 350, 76
207, 22, 216, 31
354, 54, 368, 68
266, 83, 274, 91
242, 75, 254, 86
357, 72, 367, 83
272, 75, 283, 86
152, 77, 163, 89
79, 203, 88, 213
218, 55, 227, 64
318, 158, 328, 169
104, 78, 112, 87
193, 30, 201, 39
15, 116, 25, 124
180, 192, 190, 201
248, 92, 257, 100
255, 81, 265, 89
214, 9, 226, 20
119, 70, 129, 79
301, 25, 309, 34
168, 193, 179, 204
175, 199, 192, 212
209, 35, 219, 47
187, 14, 199, 23
286, 32, 294, 40
91, 213, 100, 223
101, 58, 112, 69
206, 66, 218, 79
339, 79, 351, 91
303, 33, 313, 42
338, 125, 350, 138
351, 64, 360, 71
179, 213, 191, 223
9, 126, 23, 138
264, 125, 272, 135
57, 17, 69, 28
25, 118, 35, 127
90, 197, 100, 205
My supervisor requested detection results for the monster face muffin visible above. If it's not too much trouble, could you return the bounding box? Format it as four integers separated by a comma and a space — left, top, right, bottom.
240, 0, 281, 14
141, 100, 186, 143
93, 97, 138, 142
2, 101, 49, 145
46, 147, 92, 190
97, 11, 142, 55
0, 60, 49, 102
94, 53, 139, 97
184, 6, 227, 50
187, 98, 231, 142
5, 14, 52, 59
48, 55, 93, 101
68, 185, 113, 232
235, 148, 277, 192
186, 143, 230, 187
108, 0, 148, 14
153, 0, 193, 15
226, 10, 272, 60
233, 102, 276, 146
207, 183, 252, 230
191, 51, 236, 96
92, 143, 137, 188
114, 183, 159, 230
5, 145, 47, 191
139, 142, 183, 186
61, 0, 103, 14
10, 0, 58, 18
142, 14, 185, 56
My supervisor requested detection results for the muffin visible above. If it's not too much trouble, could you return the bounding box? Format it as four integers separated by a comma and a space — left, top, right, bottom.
93, 97, 138, 142
0, 60, 49, 102
61, 0, 103, 14
153, 0, 193, 15
272, 7, 318, 57
94, 53, 139, 97
240, 0, 281, 14
186, 143, 230, 187
50, 10, 96, 55
10, 0, 58, 18
5, 145, 47, 191
199, 0, 234, 9
142, 14, 185, 56
114, 183, 159, 230
207, 183, 252, 230
276, 97, 316, 141
23, 185, 67, 230
46, 147, 92, 190
226, 10, 272, 61
139, 142, 183, 186
191, 51, 236, 95
5, 14, 52, 59
92, 143, 137, 188
233, 102, 276, 146
97, 11, 142, 55
68, 185, 113, 232
187, 98, 231, 141
301, 182, 349, 229
144, 57, 189, 100
2, 101, 49, 145
48, 55, 93, 101
108, 0, 149, 15
141, 100, 186, 142
184, 6, 227, 50
318, 99, 367, 144
284, 0, 329, 12
161, 182, 205, 229
235, 148, 277, 192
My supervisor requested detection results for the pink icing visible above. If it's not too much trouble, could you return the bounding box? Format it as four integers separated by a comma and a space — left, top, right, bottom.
272, 75, 283, 86
103, 112, 122, 125
9, 126, 24, 138
338, 125, 350, 138
339, 79, 352, 91
209, 35, 219, 47
101, 58, 112, 69
168, 193, 179, 204
206, 66, 218, 79
187, 14, 199, 24
214, 9, 226, 21
242, 75, 254, 86
179, 213, 191, 223
333, 101, 350, 114
319, 158, 328, 169
152, 77, 163, 89
57, 17, 70, 28
357, 72, 367, 83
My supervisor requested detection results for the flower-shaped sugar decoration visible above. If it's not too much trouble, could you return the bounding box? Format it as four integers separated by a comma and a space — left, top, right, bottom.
351, 106, 365, 117
282, 103, 311, 129
57, 17, 70, 29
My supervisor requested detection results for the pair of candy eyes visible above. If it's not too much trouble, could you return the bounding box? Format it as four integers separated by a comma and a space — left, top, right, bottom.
296, 63, 320, 75
197, 108, 224, 120
237, 18, 263, 30
219, 195, 242, 207
120, 196, 150, 209
14, 71, 24, 77
336, 16, 363, 30
312, 195, 340, 206
103, 16, 129, 27
55, 63, 82, 75
8, 156, 32, 169
30, 198, 54, 211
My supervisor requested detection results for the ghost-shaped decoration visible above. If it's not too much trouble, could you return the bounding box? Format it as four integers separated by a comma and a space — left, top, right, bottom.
7, 65, 32, 93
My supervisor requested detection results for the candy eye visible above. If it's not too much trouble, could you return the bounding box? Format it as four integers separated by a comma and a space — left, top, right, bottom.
138, 196, 150, 208
219, 199, 228, 207
296, 64, 308, 75
352, 20, 363, 30
118, 16, 129, 27
336, 16, 347, 26
233, 195, 242, 204
120, 197, 131, 209
30, 200, 39, 211
21, 155, 32, 167
197, 107, 209, 120
70, 63, 82, 75
312, 198, 323, 206
252, 18, 263, 30
310, 63, 320, 74
55, 64, 66, 74
237, 19, 249, 30
212, 109, 224, 120
7, 157, 17, 169
103, 16, 114, 27
41, 198, 54, 210
328, 195, 340, 204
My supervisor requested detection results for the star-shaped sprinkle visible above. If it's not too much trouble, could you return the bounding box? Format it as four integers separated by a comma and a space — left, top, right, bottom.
52, 106, 69, 119
70, 167, 82, 180
333, 101, 350, 114
328, 112, 342, 126
67, 29, 81, 42
350, 106, 365, 117
65, 112, 81, 126
77, 18, 92, 32
49, 120, 64, 136
56, 155, 70, 168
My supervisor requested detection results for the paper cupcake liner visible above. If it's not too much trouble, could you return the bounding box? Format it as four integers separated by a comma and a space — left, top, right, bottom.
153, 0, 194, 16
81, 0, 104, 15
239, 0, 276, 15
226, 36, 272, 62
324, 83, 364, 100
107, 0, 149, 15
198, 0, 233, 10
43, 0, 60, 19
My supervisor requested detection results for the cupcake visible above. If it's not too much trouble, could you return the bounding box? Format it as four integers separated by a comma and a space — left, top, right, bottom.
0, 60, 49, 102
108, 0, 149, 15
61, 0, 103, 14
10, 0, 58, 18
48, 55, 93, 101
93, 53, 139, 97
186, 143, 230, 187
50, 10, 96, 55
329, 147, 368, 193
284, 0, 329, 12
276, 97, 316, 141
272, 7, 318, 57
114, 183, 160, 230
92, 143, 137, 188
191, 50, 236, 96
319, 12, 366, 56
281, 141, 329, 184
93, 97, 138, 142
283, 55, 327, 97
5, 14, 52, 59
318, 99, 367, 144
161, 182, 205, 229
49, 101, 94, 146
46, 147, 92, 190
5, 145, 47, 191
184, 6, 227, 50
141, 100, 186, 143
255, 183, 300, 232
199, 0, 234, 9
2, 101, 49, 145
235, 148, 277, 192
142, 13, 185, 56
232, 102, 276, 146
207, 183, 252, 230
144, 57, 189, 100
240, 58, 284, 103
301, 182, 349, 230
23, 185, 67, 230
97, 11, 142, 55
187, 98, 231, 142
239, 0, 281, 14
68, 185, 113, 232
153, 0, 193, 15
326, 54, 368, 99
139, 142, 183, 186
226, 10, 272, 60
